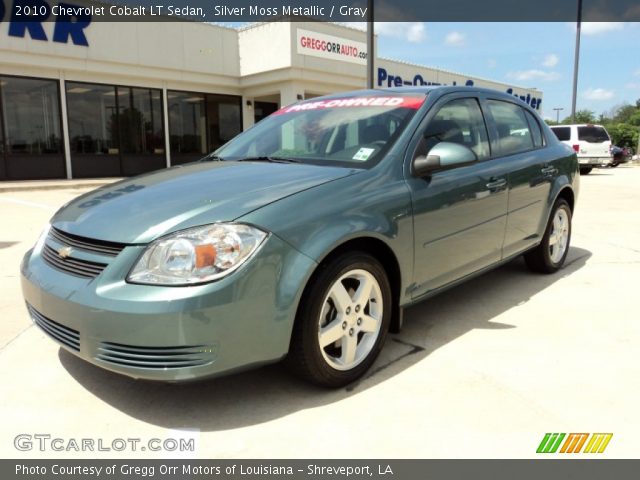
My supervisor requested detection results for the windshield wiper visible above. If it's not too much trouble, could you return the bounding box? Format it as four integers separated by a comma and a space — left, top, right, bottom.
236, 156, 301, 164
201, 153, 224, 162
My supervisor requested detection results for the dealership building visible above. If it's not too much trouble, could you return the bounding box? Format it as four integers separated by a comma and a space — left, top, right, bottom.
0, 17, 543, 180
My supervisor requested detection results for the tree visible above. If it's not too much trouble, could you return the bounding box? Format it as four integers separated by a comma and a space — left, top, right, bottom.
628, 111, 640, 127
563, 109, 595, 124
613, 104, 637, 124
607, 123, 639, 148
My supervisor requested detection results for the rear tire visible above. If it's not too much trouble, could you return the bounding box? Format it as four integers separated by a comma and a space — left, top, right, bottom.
579, 167, 592, 175
286, 252, 392, 388
525, 199, 572, 274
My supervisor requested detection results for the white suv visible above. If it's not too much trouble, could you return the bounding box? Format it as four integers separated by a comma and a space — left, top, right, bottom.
550, 124, 612, 175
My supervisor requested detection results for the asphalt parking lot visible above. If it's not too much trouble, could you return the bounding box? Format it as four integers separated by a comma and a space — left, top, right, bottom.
1, 166, 639, 459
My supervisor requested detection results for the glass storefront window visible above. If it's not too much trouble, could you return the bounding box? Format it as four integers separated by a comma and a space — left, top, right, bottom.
168, 91, 206, 164
66, 82, 165, 177
0, 76, 64, 180
119, 87, 164, 156
168, 91, 241, 165
67, 82, 119, 156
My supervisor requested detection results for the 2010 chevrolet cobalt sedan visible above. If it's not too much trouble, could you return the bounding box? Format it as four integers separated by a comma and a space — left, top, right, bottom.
21, 87, 578, 387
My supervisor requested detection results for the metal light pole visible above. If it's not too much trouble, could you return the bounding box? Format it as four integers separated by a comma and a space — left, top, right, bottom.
570, 0, 583, 122
366, 0, 374, 89
553, 107, 564, 124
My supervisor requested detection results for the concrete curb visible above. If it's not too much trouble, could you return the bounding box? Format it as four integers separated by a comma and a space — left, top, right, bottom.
0, 179, 121, 193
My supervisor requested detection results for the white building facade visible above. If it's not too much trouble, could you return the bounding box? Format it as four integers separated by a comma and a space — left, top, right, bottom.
0, 18, 543, 180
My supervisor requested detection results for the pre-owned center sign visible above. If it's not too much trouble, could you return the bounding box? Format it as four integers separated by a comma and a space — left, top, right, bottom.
297, 28, 367, 65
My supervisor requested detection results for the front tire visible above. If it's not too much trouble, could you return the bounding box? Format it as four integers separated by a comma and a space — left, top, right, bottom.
286, 252, 392, 387
525, 199, 572, 274
579, 167, 593, 175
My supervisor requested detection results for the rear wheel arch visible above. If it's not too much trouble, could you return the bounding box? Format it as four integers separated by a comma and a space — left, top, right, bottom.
555, 186, 575, 213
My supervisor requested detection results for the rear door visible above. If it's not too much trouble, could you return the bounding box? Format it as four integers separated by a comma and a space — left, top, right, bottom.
405, 93, 510, 299
482, 98, 554, 258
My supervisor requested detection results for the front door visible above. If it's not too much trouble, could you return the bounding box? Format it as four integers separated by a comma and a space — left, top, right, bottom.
405, 95, 510, 299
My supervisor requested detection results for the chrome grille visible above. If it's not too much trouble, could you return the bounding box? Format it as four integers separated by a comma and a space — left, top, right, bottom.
49, 227, 126, 257
96, 342, 215, 369
27, 304, 80, 352
41, 244, 107, 279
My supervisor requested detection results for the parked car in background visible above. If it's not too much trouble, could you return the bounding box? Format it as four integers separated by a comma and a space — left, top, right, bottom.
550, 124, 612, 175
610, 146, 630, 167
21, 87, 579, 387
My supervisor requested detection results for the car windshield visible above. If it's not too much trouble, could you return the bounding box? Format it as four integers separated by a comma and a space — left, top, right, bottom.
578, 126, 610, 143
214, 94, 426, 167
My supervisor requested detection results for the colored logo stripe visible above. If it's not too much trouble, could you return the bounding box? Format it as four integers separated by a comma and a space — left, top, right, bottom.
560, 433, 589, 453
536, 433, 565, 453
583, 433, 613, 453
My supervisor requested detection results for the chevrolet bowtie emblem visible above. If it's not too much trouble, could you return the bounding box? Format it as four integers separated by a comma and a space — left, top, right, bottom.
57, 246, 73, 258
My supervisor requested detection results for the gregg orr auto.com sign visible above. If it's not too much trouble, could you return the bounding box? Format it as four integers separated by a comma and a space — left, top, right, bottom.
297, 28, 367, 65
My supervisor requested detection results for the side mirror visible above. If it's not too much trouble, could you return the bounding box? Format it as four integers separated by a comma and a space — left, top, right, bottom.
413, 142, 477, 177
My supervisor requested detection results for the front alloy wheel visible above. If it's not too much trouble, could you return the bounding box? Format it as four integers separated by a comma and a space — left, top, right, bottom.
287, 252, 391, 387
318, 269, 383, 371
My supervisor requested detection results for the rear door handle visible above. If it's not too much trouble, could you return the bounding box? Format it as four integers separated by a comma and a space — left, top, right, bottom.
486, 177, 507, 191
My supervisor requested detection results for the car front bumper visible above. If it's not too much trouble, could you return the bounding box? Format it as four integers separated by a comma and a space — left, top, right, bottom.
20, 233, 316, 381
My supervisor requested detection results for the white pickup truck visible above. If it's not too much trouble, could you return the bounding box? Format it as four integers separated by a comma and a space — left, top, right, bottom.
550, 124, 612, 175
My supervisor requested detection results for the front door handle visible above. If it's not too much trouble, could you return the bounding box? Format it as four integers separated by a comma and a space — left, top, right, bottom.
486, 177, 507, 191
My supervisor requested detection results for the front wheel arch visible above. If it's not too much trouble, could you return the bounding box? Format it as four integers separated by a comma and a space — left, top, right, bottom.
296, 237, 404, 340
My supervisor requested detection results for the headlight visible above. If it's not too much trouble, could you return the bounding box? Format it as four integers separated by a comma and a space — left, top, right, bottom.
127, 223, 267, 286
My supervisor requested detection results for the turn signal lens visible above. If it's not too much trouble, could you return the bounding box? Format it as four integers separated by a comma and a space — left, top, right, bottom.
195, 244, 217, 268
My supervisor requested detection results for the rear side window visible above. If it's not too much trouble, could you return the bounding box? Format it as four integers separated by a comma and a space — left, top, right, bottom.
524, 110, 544, 148
486, 100, 534, 156
578, 126, 610, 143
551, 127, 571, 141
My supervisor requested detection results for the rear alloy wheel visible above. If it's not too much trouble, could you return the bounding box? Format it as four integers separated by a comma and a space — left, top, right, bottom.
579, 167, 593, 175
525, 199, 572, 274
286, 252, 391, 387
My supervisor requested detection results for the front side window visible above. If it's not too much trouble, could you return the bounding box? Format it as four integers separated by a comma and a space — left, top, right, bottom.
216, 95, 425, 167
422, 97, 490, 161
487, 100, 534, 156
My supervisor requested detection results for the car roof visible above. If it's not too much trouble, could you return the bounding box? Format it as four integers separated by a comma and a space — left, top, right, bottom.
551, 124, 607, 128
314, 85, 524, 101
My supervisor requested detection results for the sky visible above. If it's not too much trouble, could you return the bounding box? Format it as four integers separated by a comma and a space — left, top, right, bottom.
366, 22, 640, 121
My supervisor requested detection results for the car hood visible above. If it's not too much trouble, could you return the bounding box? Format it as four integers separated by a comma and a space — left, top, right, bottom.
52, 161, 359, 244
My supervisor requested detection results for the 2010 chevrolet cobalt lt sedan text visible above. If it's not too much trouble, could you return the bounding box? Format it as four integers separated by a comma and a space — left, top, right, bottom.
21, 87, 578, 387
